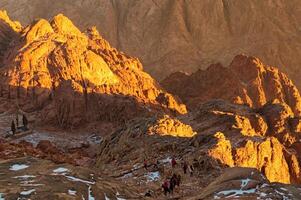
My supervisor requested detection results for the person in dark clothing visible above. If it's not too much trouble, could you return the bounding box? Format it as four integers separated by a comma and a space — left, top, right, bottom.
183, 161, 188, 174
189, 165, 194, 176
11, 120, 16, 135
144, 159, 148, 170
22, 114, 28, 130
171, 158, 177, 168
169, 178, 175, 194
162, 180, 170, 195
175, 174, 181, 187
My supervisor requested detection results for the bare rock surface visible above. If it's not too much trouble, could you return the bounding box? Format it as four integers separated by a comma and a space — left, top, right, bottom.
1, 0, 300, 90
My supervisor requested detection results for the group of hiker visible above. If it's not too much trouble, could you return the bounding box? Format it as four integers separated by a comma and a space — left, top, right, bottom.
11, 114, 28, 135
143, 157, 195, 196
162, 172, 181, 195
161, 157, 194, 196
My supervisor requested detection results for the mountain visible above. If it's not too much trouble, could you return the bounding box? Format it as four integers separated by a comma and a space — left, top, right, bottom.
1, 0, 301, 89
1, 8, 301, 200
162, 54, 301, 115
0, 10, 186, 130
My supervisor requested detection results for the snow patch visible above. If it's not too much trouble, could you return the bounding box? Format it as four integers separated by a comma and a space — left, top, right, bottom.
68, 189, 76, 196
20, 189, 35, 195
241, 178, 251, 188
14, 175, 36, 179
53, 167, 69, 173
65, 175, 95, 185
104, 194, 110, 200
88, 186, 95, 200
116, 192, 126, 200
145, 171, 160, 182
216, 188, 256, 198
160, 157, 171, 164
9, 164, 29, 171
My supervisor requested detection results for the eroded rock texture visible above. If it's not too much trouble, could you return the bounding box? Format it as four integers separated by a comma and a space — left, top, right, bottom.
1, 0, 300, 89
0, 11, 186, 129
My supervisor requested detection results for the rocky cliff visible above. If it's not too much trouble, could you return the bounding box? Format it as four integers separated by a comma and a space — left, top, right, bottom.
1, 0, 300, 89
98, 99, 301, 184
162, 55, 301, 116
0, 11, 186, 129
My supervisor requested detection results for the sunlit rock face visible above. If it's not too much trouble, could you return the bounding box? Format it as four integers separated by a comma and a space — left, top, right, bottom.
162, 55, 301, 116
98, 99, 301, 184
0, 11, 186, 128
147, 115, 196, 138
1, 0, 300, 90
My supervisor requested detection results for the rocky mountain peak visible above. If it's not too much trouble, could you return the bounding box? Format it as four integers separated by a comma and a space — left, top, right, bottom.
162, 55, 301, 116
0, 11, 186, 129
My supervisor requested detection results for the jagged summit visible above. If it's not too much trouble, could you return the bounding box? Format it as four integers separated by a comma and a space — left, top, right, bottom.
162, 54, 301, 115
0, 11, 186, 129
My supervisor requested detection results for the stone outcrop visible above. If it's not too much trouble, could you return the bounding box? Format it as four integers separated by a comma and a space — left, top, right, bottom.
162, 55, 301, 117
98, 99, 301, 184
196, 167, 301, 200
147, 115, 196, 137
0, 11, 186, 129
1, 1, 301, 91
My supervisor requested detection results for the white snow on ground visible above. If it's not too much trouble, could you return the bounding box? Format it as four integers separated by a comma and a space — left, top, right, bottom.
132, 163, 141, 170
241, 178, 251, 188
0, 193, 4, 200
20, 189, 35, 195
88, 186, 95, 200
160, 157, 171, 164
145, 171, 160, 182
115, 192, 126, 200
274, 189, 290, 200
14, 175, 36, 179
53, 167, 69, 173
68, 189, 76, 196
65, 175, 95, 185
9, 164, 29, 171
216, 188, 256, 198
259, 192, 267, 197
214, 179, 256, 199
104, 194, 110, 200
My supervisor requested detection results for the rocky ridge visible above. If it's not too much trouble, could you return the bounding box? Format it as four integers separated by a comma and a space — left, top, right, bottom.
0, 11, 186, 130
0, 9, 301, 200
1, 0, 300, 89
162, 54, 301, 116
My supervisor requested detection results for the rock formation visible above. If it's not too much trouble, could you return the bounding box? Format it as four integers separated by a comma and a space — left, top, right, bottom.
0, 11, 186, 129
1, 0, 300, 90
98, 99, 301, 184
162, 55, 301, 116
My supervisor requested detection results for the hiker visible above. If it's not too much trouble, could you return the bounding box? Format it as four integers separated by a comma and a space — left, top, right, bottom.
169, 177, 175, 194
171, 157, 177, 168
144, 159, 148, 170
189, 164, 194, 176
175, 174, 181, 187
11, 120, 16, 135
16, 114, 19, 127
183, 161, 188, 174
22, 114, 28, 130
162, 180, 170, 195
